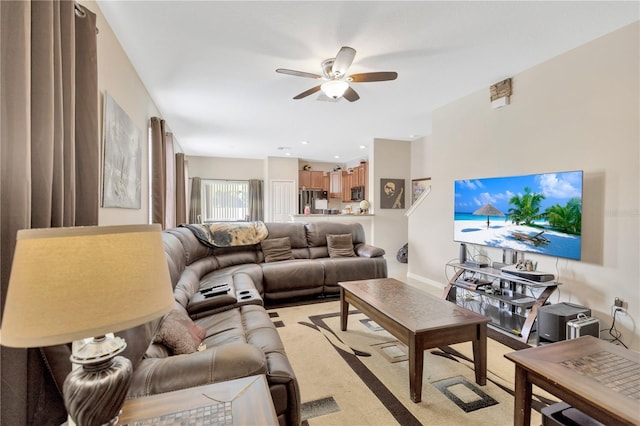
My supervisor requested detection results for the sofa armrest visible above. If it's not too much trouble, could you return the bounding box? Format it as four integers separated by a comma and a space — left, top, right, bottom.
128, 343, 267, 398
355, 243, 385, 258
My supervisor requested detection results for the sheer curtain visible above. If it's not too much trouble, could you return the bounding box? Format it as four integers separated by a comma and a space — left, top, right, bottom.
248, 179, 264, 221
0, 1, 99, 424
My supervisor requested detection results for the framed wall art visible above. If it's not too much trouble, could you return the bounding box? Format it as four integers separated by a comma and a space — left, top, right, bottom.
380, 178, 405, 209
411, 177, 431, 204
102, 92, 142, 209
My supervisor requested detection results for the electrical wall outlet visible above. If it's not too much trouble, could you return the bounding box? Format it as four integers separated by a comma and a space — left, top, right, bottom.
614, 297, 628, 310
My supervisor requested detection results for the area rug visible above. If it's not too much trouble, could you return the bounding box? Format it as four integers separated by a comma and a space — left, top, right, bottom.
269, 300, 556, 425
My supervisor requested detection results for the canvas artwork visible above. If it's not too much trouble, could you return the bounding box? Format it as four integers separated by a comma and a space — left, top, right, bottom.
380, 178, 405, 209
102, 92, 142, 209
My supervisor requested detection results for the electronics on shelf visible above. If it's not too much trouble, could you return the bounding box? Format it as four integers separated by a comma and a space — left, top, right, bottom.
464, 260, 489, 268
500, 264, 555, 282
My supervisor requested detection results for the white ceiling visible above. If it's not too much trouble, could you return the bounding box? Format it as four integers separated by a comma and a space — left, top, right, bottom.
96, 1, 638, 164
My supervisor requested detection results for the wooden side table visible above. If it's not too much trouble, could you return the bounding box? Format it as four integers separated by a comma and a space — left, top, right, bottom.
505, 336, 640, 426
117, 375, 278, 425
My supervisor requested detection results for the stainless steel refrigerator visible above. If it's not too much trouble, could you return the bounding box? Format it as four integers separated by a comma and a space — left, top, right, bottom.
299, 190, 327, 214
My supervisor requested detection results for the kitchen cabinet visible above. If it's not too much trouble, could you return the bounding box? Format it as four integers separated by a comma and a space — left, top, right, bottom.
357, 163, 368, 187
299, 170, 324, 190
310, 171, 323, 189
299, 170, 310, 189
329, 171, 343, 198
341, 172, 353, 202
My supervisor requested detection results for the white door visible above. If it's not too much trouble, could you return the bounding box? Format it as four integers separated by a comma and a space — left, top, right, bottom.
270, 180, 296, 222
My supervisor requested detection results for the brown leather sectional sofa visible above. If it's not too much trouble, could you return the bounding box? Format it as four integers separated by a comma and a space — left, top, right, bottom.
129, 220, 387, 426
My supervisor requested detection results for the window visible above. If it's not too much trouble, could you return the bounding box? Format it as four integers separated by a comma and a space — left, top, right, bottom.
201, 179, 248, 222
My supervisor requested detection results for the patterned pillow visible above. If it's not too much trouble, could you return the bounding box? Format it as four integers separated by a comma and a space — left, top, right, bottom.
153, 309, 206, 355
327, 234, 356, 258
261, 237, 294, 263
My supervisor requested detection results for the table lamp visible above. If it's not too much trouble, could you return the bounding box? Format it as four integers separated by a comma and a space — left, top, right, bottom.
0, 224, 174, 426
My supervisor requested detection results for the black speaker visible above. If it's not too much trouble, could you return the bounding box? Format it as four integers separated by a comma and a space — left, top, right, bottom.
459, 243, 466, 264
537, 302, 590, 344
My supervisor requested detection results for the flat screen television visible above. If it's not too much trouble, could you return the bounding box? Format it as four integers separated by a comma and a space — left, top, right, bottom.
454, 170, 583, 260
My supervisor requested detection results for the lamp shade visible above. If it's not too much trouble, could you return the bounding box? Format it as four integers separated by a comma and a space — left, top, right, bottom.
1, 224, 174, 348
321, 80, 349, 99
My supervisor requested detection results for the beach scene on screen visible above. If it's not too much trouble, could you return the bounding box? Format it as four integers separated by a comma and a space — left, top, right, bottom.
454, 171, 582, 260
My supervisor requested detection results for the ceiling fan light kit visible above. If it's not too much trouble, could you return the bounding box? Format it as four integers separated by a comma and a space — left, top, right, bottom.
321, 80, 349, 99
276, 46, 398, 102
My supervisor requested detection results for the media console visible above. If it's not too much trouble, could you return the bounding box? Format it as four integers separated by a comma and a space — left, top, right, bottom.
444, 262, 559, 343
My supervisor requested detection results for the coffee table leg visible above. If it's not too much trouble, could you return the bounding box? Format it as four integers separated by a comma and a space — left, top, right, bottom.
340, 288, 348, 331
472, 323, 487, 386
513, 365, 531, 426
408, 334, 423, 403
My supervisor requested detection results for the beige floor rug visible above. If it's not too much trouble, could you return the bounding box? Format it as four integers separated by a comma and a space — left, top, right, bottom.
269, 300, 556, 426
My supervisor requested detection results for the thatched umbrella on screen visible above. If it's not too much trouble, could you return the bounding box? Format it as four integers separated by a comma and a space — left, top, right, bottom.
474, 203, 504, 229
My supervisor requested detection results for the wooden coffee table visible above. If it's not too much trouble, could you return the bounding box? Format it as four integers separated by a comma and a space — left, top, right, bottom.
339, 278, 490, 403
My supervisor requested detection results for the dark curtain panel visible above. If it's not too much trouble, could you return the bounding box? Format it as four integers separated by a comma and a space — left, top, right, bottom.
164, 132, 176, 228
248, 179, 264, 221
175, 153, 187, 224
150, 117, 166, 227
0, 1, 99, 425
189, 177, 202, 223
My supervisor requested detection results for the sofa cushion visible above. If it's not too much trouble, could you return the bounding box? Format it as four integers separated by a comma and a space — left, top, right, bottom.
261, 260, 325, 294
327, 233, 356, 258
261, 237, 294, 263
154, 309, 207, 355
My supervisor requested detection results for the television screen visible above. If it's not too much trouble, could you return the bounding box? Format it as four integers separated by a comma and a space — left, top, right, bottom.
454, 170, 583, 260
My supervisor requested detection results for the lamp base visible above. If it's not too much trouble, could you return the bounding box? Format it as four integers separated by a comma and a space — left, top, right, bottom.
63, 354, 132, 426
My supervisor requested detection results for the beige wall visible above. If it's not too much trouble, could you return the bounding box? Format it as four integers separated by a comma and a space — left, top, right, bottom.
187, 155, 264, 180
408, 22, 639, 349
371, 138, 411, 257
86, 1, 163, 226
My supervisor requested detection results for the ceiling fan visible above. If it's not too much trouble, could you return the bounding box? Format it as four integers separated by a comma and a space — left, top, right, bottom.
276, 46, 398, 102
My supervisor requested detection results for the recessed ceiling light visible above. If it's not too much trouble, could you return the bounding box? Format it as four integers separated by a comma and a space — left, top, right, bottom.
359, 145, 366, 149
334, 155, 340, 159
300, 140, 309, 145
285, 152, 291, 156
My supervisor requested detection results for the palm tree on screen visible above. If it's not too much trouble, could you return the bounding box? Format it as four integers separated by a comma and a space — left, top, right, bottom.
507, 187, 546, 225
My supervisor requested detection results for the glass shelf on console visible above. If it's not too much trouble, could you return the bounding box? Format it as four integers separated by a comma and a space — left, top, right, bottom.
447, 262, 559, 288
457, 299, 528, 337
444, 262, 560, 343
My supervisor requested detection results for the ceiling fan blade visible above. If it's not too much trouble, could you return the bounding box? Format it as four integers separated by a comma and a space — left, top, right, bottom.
276, 68, 322, 79
349, 71, 398, 83
293, 85, 322, 100
343, 86, 360, 102
331, 46, 356, 77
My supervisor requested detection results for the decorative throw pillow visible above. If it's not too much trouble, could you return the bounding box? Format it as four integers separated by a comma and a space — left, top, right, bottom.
327, 233, 356, 258
261, 237, 294, 263
153, 309, 206, 355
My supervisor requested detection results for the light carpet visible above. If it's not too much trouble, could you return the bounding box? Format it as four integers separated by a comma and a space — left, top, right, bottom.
269, 300, 556, 426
